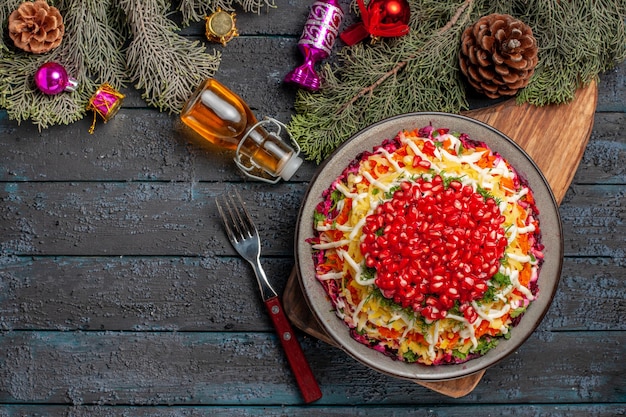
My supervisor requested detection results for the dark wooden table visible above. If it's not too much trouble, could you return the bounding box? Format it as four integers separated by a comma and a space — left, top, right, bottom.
1, 3, 625, 415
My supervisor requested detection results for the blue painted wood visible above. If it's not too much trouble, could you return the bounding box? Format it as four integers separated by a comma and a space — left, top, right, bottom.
0, 331, 624, 405
0, 182, 306, 256
0, 0, 624, 413
0, 256, 623, 332
0, 182, 623, 257
0, 404, 623, 416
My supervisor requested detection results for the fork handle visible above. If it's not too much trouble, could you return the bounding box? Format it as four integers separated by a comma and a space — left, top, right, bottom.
265, 296, 323, 403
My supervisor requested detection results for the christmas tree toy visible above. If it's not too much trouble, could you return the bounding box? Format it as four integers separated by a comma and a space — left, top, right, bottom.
284, 0, 344, 91
34, 62, 77, 95
87, 84, 126, 133
340, 0, 410, 46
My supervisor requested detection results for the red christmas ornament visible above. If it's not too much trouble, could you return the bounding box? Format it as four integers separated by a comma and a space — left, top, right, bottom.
340, 0, 410, 46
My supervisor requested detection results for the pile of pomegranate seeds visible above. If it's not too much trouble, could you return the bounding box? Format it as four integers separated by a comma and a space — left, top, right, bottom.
360, 175, 508, 322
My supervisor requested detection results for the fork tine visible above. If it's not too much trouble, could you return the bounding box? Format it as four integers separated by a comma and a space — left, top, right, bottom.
215, 197, 235, 242
230, 191, 257, 236
216, 191, 256, 244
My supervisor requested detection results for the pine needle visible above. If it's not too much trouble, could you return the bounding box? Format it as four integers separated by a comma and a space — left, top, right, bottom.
120, 0, 221, 113
0, 0, 24, 53
58, 0, 127, 88
289, 0, 479, 163
0, 0, 126, 129
516, 0, 626, 105
0, 0, 242, 126
177, 0, 276, 25
289, 0, 626, 163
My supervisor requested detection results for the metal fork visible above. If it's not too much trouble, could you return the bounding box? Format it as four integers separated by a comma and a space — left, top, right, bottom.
216, 191, 322, 403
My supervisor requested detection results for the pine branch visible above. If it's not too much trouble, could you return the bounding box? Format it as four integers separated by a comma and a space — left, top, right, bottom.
0, 0, 24, 53
516, 0, 626, 106
337, 0, 474, 114
0, 53, 86, 128
177, 0, 275, 25
289, 0, 479, 163
58, 0, 127, 88
289, 0, 626, 163
1, 0, 126, 128
120, 0, 221, 113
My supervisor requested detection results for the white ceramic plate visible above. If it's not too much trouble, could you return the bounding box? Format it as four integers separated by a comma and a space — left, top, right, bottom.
295, 112, 563, 381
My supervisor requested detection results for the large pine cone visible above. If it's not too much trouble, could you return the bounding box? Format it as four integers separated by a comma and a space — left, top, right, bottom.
8, 0, 65, 54
459, 14, 538, 99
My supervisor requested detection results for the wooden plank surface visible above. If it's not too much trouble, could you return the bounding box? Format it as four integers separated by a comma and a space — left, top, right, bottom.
0, 256, 623, 332
0, 331, 624, 404
0, 181, 623, 257
4, 404, 625, 417
1, 405, 625, 417
0, 0, 625, 414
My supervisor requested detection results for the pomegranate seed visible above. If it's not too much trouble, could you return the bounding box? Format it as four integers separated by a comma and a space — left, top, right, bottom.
462, 276, 475, 289
439, 294, 453, 309
463, 305, 478, 323
446, 286, 459, 298
449, 180, 462, 190
421, 306, 434, 320
359, 176, 506, 319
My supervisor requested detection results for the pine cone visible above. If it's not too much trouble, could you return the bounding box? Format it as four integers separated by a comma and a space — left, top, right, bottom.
459, 14, 538, 99
8, 0, 65, 54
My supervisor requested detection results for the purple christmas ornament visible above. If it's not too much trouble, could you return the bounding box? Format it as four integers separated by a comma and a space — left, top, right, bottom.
34, 62, 78, 95
284, 0, 343, 91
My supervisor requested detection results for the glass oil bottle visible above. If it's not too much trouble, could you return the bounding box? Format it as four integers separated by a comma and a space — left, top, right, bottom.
180, 78, 302, 182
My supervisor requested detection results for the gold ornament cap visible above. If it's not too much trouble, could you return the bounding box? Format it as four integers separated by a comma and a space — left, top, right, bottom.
205, 8, 238, 46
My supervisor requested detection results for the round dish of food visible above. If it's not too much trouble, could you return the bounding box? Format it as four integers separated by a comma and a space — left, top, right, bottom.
295, 112, 563, 381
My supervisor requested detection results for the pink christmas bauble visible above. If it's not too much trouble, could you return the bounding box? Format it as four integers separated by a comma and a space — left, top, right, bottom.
34, 62, 78, 95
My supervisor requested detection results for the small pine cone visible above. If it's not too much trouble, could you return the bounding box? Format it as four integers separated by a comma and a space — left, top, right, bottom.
8, 0, 65, 54
459, 14, 538, 99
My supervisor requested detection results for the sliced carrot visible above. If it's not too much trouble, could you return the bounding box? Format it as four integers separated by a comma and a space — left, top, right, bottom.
394, 145, 408, 158
516, 217, 528, 228
378, 327, 401, 340
474, 320, 491, 339
374, 163, 390, 176
348, 282, 360, 300
445, 332, 460, 347
476, 150, 497, 168
407, 331, 426, 345
329, 229, 344, 241
367, 159, 378, 176
335, 198, 353, 225
517, 233, 530, 254
519, 263, 532, 287
325, 251, 342, 268
500, 176, 515, 191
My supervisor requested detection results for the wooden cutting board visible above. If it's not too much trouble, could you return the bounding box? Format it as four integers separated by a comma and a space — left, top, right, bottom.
283, 80, 598, 398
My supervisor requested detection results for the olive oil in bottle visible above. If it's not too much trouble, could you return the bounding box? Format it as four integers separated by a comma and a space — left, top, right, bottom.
180, 79, 302, 181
